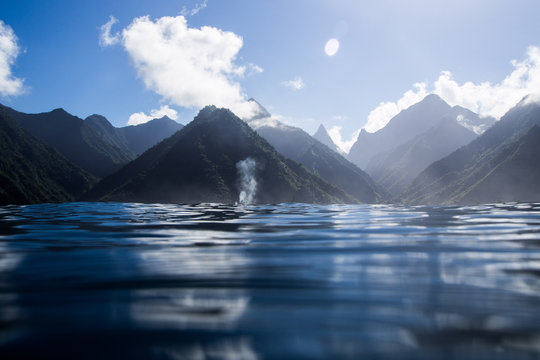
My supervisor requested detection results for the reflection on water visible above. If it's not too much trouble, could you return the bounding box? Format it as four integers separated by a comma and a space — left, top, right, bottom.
1, 202, 540, 359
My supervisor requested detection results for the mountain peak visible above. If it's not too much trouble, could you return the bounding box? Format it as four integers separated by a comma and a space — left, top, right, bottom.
85, 114, 112, 125
86, 105, 353, 204
313, 123, 343, 155
153, 115, 176, 123
423, 93, 444, 103
246, 98, 271, 121
51, 108, 70, 116
316, 123, 327, 132
196, 105, 233, 120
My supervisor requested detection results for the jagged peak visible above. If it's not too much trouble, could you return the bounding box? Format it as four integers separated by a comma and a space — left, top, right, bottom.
316, 123, 327, 132
246, 98, 271, 120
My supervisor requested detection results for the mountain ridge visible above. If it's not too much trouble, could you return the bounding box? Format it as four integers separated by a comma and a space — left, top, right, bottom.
348, 94, 492, 170
245, 100, 385, 203
366, 115, 477, 198
313, 124, 342, 154
403, 99, 540, 204
0, 108, 95, 205
85, 106, 355, 204
0, 104, 132, 178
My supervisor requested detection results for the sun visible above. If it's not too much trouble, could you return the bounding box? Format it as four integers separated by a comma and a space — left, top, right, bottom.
324, 38, 340, 56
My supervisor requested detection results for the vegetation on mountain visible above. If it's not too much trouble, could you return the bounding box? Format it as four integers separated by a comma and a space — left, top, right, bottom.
85, 106, 354, 204
0, 109, 95, 205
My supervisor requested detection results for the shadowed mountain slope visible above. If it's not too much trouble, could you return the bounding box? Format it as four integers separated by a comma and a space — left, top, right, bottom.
404, 98, 540, 205
366, 116, 477, 197
85, 106, 354, 204
0, 109, 95, 205
348, 94, 493, 169
86, 115, 184, 158
0, 104, 131, 178
246, 101, 384, 203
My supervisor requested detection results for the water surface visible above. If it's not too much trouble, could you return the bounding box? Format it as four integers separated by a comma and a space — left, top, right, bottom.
1, 202, 540, 359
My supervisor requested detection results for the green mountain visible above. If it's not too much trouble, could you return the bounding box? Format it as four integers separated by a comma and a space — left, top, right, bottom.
0, 109, 95, 205
246, 101, 384, 203
0, 104, 132, 178
85, 115, 184, 158
85, 106, 354, 204
404, 98, 540, 205
366, 116, 477, 198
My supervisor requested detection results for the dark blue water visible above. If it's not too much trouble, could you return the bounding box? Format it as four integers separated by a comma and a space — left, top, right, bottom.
1, 202, 540, 359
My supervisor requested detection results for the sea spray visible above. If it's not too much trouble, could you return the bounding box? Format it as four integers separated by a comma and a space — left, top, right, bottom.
236, 158, 257, 205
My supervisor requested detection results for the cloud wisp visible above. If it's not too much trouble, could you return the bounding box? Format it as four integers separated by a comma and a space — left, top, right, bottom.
0, 20, 24, 97
328, 126, 360, 154
99, 16, 120, 47
100, 15, 260, 119
180, 0, 208, 17
282, 76, 305, 91
128, 105, 178, 126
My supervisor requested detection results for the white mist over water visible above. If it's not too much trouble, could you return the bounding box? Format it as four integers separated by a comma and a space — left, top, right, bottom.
236, 158, 257, 205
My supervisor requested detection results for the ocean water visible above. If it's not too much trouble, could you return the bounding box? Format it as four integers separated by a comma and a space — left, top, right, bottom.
1, 202, 540, 359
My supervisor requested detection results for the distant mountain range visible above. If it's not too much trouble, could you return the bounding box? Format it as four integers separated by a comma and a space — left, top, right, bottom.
85, 114, 184, 158
348, 94, 494, 170
404, 97, 540, 204
0, 104, 182, 178
312, 124, 342, 154
85, 106, 354, 204
0, 108, 95, 204
0, 105, 130, 178
1, 94, 539, 206
366, 114, 477, 198
245, 100, 385, 203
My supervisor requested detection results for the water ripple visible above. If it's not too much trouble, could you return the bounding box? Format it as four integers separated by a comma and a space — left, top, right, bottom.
0, 202, 540, 359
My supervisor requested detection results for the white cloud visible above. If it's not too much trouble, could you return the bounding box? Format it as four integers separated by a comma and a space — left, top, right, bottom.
328, 126, 361, 154
120, 15, 259, 119
0, 20, 24, 97
281, 76, 305, 91
128, 105, 178, 126
99, 16, 120, 47
432, 46, 540, 118
247, 63, 263, 75
180, 0, 208, 17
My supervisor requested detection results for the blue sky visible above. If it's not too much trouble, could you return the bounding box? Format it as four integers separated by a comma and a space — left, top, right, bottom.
1, 0, 539, 151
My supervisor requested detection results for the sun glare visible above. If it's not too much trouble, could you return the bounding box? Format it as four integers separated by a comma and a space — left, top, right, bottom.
324, 38, 340, 56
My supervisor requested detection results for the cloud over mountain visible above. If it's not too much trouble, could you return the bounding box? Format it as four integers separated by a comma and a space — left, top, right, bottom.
364, 46, 540, 134
328, 125, 360, 153
128, 105, 178, 126
100, 15, 260, 119
0, 20, 24, 97
365, 83, 428, 133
